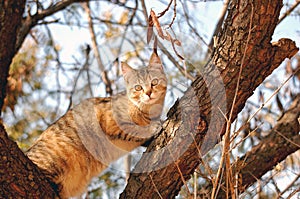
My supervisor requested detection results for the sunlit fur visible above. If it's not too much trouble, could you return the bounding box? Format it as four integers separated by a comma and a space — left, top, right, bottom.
26, 52, 167, 198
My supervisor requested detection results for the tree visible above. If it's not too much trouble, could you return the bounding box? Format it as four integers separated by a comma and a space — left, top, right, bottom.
0, 0, 299, 198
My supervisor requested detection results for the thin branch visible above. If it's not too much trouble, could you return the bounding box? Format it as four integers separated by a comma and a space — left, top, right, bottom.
211, 2, 255, 198
180, 0, 210, 56
140, 0, 148, 23
248, 66, 300, 123
278, 0, 300, 24
149, 174, 164, 199
158, 0, 173, 18
205, 0, 230, 59
275, 130, 300, 148
67, 45, 90, 110
82, 2, 112, 96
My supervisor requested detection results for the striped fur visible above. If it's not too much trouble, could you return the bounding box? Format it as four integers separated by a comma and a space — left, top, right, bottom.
26, 52, 167, 198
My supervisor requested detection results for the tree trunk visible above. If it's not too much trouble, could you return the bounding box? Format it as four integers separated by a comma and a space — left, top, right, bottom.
0, 0, 25, 114
120, 0, 299, 198
0, 0, 57, 197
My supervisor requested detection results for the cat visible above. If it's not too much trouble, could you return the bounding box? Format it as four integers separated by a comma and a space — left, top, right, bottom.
26, 51, 167, 198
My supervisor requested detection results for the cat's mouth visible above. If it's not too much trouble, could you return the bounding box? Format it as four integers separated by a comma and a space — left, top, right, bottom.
141, 94, 158, 104
141, 97, 155, 104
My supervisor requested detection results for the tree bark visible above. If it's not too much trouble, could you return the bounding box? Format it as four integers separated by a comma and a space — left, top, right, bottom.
120, 0, 299, 198
0, 124, 57, 198
0, 0, 58, 197
0, 0, 25, 114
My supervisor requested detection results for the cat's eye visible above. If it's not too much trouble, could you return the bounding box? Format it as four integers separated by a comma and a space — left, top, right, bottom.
151, 78, 159, 86
134, 85, 143, 91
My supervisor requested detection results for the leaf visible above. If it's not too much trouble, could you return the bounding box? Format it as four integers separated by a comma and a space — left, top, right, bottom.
173, 39, 181, 46
164, 33, 171, 41
165, 31, 184, 60
276, 95, 284, 113
147, 13, 154, 44
150, 9, 164, 39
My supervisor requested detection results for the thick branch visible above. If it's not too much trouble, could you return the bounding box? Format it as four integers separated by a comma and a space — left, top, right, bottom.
120, 0, 299, 198
234, 95, 300, 194
0, 124, 57, 197
0, 0, 64, 197
204, 95, 300, 198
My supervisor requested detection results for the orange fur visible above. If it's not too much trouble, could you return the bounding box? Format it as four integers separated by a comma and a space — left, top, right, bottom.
26, 52, 167, 198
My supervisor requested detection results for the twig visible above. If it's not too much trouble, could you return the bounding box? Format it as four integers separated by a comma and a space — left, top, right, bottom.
286, 186, 300, 199
167, 146, 191, 195
211, 2, 255, 199
67, 45, 90, 110
116, 0, 138, 59
168, 0, 177, 28
277, 174, 300, 198
275, 130, 300, 148
158, 0, 173, 18
278, 0, 300, 24
149, 174, 164, 199
82, 2, 112, 95
205, 0, 230, 59
158, 40, 195, 81
193, 171, 197, 199
247, 66, 300, 123
180, 0, 210, 55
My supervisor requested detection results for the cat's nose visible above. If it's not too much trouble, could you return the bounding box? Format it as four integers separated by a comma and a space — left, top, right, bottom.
145, 89, 152, 97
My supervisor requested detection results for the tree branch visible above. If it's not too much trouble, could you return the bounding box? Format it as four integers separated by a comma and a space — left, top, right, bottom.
216, 94, 300, 198
278, 0, 300, 24
82, 2, 113, 95
0, 124, 57, 197
15, 0, 89, 53
120, 0, 299, 198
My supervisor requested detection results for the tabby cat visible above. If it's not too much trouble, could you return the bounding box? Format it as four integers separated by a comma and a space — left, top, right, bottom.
26, 52, 167, 198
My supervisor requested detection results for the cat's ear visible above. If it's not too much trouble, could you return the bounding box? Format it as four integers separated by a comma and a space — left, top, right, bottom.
149, 52, 163, 71
149, 52, 162, 65
121, 62, 134, 76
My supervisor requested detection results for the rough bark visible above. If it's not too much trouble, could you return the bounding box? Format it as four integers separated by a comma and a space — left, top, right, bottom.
0, 0, 66, 197
120, 0, 299, 198
0, 124, 57, 198
0, 0, 25, 115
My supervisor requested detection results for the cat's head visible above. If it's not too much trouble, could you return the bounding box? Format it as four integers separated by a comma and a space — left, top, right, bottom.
121, 52, 167, 106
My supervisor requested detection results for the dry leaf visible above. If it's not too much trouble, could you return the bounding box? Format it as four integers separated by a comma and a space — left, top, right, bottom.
276, 95, 284, 112
171, 40, 184, 60
173, 39, 181, 46
147, 13, 154, 44
164, 34, 171, 41
150, 9, 164, 39
153, 36, 158, 54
